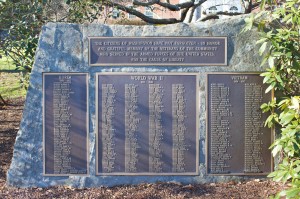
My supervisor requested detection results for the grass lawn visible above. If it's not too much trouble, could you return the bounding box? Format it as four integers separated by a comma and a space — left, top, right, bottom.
0, 72, 27, 99
0, 53, 27, 100
0, 51, 16, 71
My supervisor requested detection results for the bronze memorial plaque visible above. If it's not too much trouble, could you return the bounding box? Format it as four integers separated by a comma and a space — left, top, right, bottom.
89, 37, 227, 66
96, 73, 199, 175
207, 73, 273, 175
43, 73, 88, 176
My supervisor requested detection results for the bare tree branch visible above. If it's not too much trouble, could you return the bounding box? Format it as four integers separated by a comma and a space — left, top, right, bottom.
132, 0, 197, 11
104, 0, 209, 24
188, 7, 196, 23
133, 0, 159, 7
105, 1, 181, 24
193, 0, 208, 7
158, 0, 207, 11
157, 1, 194, 11
187, 2, 203, 23
200, 11, 243, 22
102, 0, 257, 24
244, 0, 252, 13
180, 7, 190, 22
200, 15, 220, 21
133, 0, 207, 12
241, 0, 261, 14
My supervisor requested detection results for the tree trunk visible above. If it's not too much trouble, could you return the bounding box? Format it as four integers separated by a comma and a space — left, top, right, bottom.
245, 0, 253, 14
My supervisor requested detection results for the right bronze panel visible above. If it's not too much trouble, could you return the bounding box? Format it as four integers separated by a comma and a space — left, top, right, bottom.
207, 73, 273, 175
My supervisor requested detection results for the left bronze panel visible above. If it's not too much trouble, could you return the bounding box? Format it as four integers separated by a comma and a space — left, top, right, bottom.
43, 73, 89, 176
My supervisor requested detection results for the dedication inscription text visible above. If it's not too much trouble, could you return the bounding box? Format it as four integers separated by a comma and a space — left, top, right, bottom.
89, 37, 227, 66
43, 73, 88, 175
97, 73, 199, 175
207, 73, 273, 175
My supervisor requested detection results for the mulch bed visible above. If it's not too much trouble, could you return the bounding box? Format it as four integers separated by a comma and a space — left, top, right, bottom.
0, 98, 284, 198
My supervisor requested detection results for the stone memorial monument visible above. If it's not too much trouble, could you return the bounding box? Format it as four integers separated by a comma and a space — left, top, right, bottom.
7, 15, 273, 187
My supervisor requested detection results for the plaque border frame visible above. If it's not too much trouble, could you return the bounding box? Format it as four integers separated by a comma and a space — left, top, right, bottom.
43, 72, 89, 176
205, 72, 274, 176
88, 37, 227, 66
95, 72, 199, 176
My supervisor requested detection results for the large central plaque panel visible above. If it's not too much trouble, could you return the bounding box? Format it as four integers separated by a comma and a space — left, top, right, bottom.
207, 73, 273, 175
96, 73, 199, 175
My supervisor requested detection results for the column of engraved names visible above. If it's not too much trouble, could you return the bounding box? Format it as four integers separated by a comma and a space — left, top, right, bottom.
53, 76, 73, 174
125, 84, 141, 172
210, 83, 232, 173
149, 84, 164, 172
101, 84, 117, 172
172, 84, 188, 172
244, 83, 265, 173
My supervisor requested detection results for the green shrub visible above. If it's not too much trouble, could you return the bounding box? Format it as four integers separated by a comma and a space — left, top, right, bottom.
245, 0, 300, 198
0, 1, 43, 72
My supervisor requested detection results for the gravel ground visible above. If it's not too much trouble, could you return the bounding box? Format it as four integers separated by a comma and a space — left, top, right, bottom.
0, 98, 284, 198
